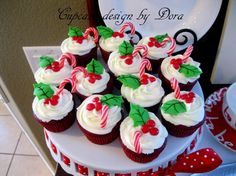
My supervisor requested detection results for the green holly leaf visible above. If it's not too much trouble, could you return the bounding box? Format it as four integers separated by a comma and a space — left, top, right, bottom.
68, 26, 83, 37
118, 41, 134, 56
129, 104, 150, 127
86, 59, 104, 75
39, 56, 55, 68
117, 75, 140, 89
154, 33, 168, 43
161, 99, 187, 116
100, 94, 123, 108
33, 83, 54, 100
97, 26, 114, 39
179, 64, 202, 78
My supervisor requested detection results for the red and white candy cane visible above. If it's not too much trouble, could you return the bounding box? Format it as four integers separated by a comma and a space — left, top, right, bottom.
170, 77, 181, 99
139, 59, 152, 78
56, 78, 76, 95
182, 45, 193, 63
100, 105, 109, 128
59, 53, 77, 68
160, 36, 176, 56
134, 131, 142, 154
83, 27, 99, 43
71, 67, 88, 83
119, 22, 135, 35
132, 45, 148, 59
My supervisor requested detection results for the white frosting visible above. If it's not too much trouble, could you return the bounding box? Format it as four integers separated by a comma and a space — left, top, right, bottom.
161, 55, 202, 84
138, 37, 172, 60
61, 36, 96, 56
77, 95, 122, 135
120, 112, 168, 154
32, 88, 74, 122
108, 51, 142, 76
99, 34, 130, 52
121, 74, 165, 107
34, 60, 73, 86
74, 70, 110, 96
161, 91, 204, 127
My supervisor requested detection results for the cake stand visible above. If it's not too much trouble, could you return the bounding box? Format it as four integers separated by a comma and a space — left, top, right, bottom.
44, 83, 204, 176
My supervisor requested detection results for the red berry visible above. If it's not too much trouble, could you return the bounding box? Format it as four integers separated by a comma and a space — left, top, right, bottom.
76, 36, 84, 44
86, 103, 95, 111
155, 41, 161, 48
170, 58, 183, 70
146, 119, 156, 127
150, 128, 159, 136
92, 97, 100, 102
149, 77, 156, 82
50, 99, 58, 106
141, 124, 150, 134
112, 32, 119, 37
51, 61, 61, 72
72, 36, 78, 41
88, 77, 96, 83
120, 55, 127, 59
119, 33, 124, 38
142, 74, 148, 79
140, 78, 148, 85
95, 74, 102, 80
125, 58, 133, 65
126, 55, 133, 60
95, 102, 102, 111
148, 42, 154, 47
52, 95, 59, 101
188, 92, 195, 98
44, 99, 50, 105
149, 37, 156, 42
45, 65, 52, 70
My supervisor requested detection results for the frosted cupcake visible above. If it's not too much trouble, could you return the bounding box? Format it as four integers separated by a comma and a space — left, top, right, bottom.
118, 73, 165, 113
34, 54, 76, 86
120, 104, 168, 163
61, 27, 98, 67
71, 59, 113, 100
32, 81, 76, 132
77, 94, 123, 144
160, 78, 205, 137
159, 45, 202, 91
97, 22, 135, 63
137, 33, 176, 72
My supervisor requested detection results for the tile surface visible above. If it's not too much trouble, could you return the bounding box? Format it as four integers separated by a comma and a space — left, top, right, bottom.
0, 115, 21, 153
15, 133, 38, 155
8, 155, 52, 176
0, 154, 12, 176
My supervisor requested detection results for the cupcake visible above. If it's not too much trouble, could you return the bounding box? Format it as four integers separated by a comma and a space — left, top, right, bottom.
118, 72, 165, 113
160, 79, 205, 137
137, 33, 176, 72
61, 27, 98, 67
34, 54, 76, 86
32, 81, 76, 132
159, 45, 202, 91
71, 59, 113, 100
120, 104, 168, 163
77, 94, 124, 144
97, 22, 135, 63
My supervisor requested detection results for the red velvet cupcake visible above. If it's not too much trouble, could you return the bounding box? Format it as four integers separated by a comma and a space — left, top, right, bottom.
120, 104, 168, 163
77, 94, 124, 145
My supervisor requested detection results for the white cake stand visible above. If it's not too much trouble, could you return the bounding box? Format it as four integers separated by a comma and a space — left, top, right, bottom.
44, 83, 204, 176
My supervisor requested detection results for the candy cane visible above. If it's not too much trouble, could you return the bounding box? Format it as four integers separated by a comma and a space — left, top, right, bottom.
83, 27, 99, 43
119, 22, 135, 35
134, 131, 142, 154
56, 78, 76, 95
132, 45, 148, 59
182, 45, 193, 63
100, 105, 109, 128
170, 77, 181, 99
139, 59, 152, 78
71, 67, 88, 83
59, 53, 77, 68
160, 37, 176, 56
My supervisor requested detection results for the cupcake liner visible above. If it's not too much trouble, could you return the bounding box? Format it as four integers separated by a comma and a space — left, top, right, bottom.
77, 119, 122, 145
108, 71, 122, 89
158, 69, 197, 92
100, 47, 111, 63
74, 47, 97, 67
33, 109, 76, 133
121, 138, 167, 163
75, 73, 114, 100
147, 57, 164, 74
160, 114, 205, 137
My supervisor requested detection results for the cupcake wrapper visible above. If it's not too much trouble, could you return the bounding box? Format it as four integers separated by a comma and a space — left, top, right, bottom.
121, 138, 167, 163
147, 57, 164, 74
161, 114, 205, 137
158, 69, 197, 92
77, 119, 122, 145
100, 47, 111, 63
74, 47, 97, 67
33, 109, 76, 133
108, 71, 122, 89
75, 74, 114, 100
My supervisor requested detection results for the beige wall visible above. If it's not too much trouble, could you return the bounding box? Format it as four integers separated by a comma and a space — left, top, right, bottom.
0, 0, 88, 172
